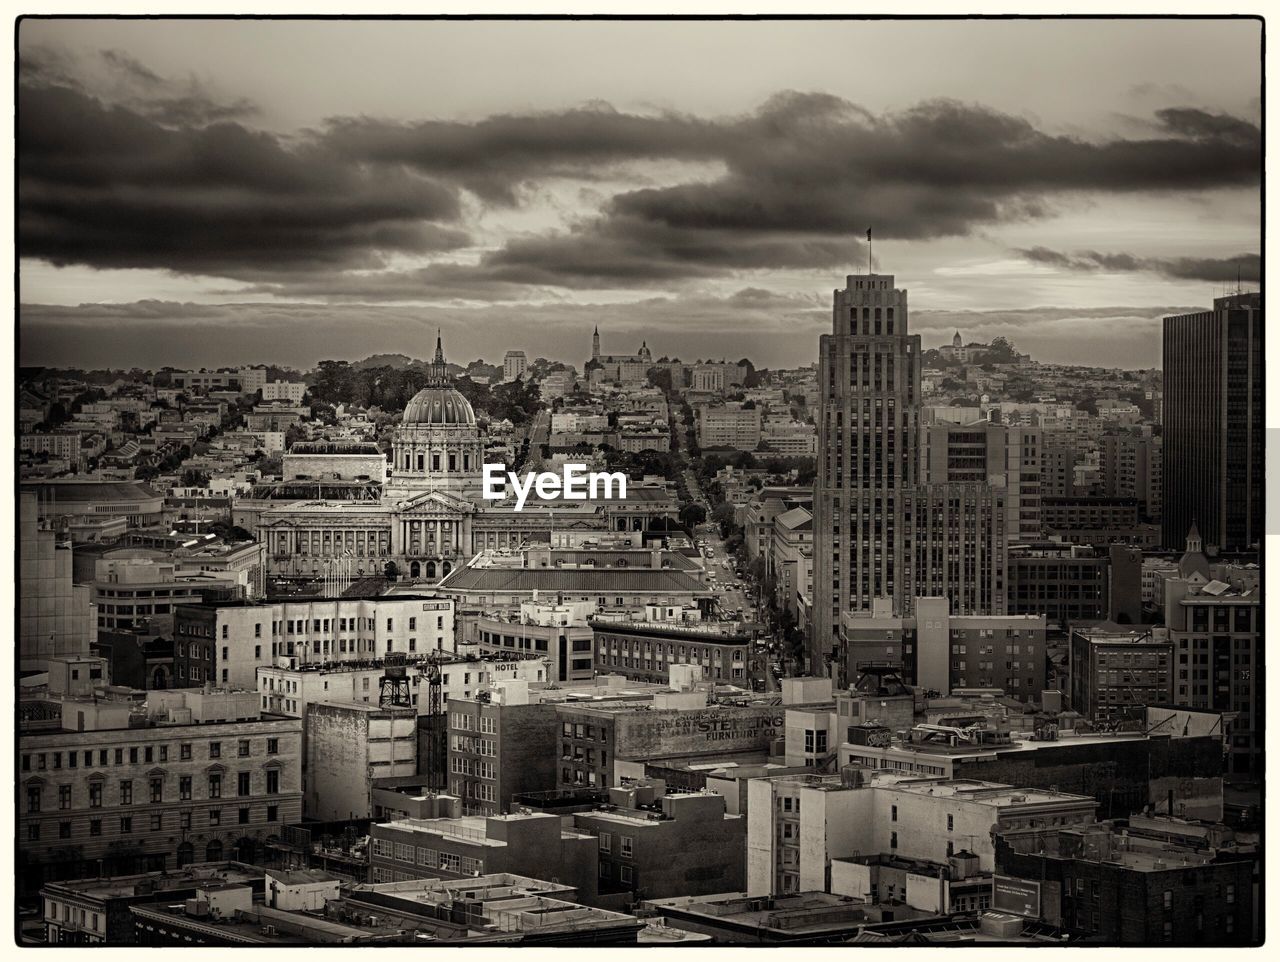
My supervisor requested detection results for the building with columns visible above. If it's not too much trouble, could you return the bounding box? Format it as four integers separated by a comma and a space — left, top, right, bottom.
257, 336, 680, 586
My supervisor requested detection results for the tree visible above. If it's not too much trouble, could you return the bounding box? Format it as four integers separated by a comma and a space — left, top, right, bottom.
986, 336, 1018, 362
679, 502, 707, 531
712, 502, 738, 539
384, 561, 401, 580
180, 468, 211, 488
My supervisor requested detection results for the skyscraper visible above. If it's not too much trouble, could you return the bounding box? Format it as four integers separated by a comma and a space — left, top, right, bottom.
814, 272, 1008, 679
1162, 292, 1263, 551
813, 273, 921, 672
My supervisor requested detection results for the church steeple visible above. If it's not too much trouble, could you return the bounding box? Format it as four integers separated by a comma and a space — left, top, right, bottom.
592, 325, 601, 359
427, 329, 449, 386
1178, 520, 1211, 580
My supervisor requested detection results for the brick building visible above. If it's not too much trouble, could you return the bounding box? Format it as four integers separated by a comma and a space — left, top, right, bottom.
996, 823, 1255, 944
571, 783, 746, 903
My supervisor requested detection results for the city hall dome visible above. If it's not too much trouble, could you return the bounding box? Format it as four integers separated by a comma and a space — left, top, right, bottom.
403, 386, 476, 426
400, 332, 476, 426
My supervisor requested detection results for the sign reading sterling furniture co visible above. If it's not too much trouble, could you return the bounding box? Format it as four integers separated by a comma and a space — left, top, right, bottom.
612, 706, 787, 758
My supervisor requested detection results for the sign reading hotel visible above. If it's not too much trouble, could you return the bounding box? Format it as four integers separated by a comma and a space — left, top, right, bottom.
614, 707, 787, 757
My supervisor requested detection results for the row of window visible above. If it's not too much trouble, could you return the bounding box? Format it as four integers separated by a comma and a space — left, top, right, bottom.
371, 838, 484, 874
26, 770, 281, 812
24, 804, 279, 840
21, 738, 280, 772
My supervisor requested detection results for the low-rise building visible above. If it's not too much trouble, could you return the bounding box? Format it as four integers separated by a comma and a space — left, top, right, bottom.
747, 771, 1096, 897
996, 822, 1255, 944
40, 861, 264, 945
173, 593, 456, 691
344, 873, 646, 944
840, 721, 1224, 821
1069, 624, 1172, 724
842, 596, 1047, 700
571, 783, 746, 902
368, 811, 599, 903
19, 688, 302, 898
303, 702, 417, 820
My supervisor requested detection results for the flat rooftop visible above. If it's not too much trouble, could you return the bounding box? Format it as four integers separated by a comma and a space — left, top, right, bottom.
43, 862, 261, 901
849, 729, 1153, 757
888, 778, 1093, 807
646, 891, 877, 936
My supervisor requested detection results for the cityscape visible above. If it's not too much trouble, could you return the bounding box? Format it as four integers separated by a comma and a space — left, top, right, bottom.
13, 15, 1264, 950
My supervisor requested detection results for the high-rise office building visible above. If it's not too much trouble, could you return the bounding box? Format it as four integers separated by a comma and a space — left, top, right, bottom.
814, 273, 920, 672
1162, 292, 1263, 551
815, 272, 1010, 678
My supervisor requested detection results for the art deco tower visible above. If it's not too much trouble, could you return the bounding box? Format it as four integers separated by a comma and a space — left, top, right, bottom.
812, 272, 1007, 680
812, 273, 921, 672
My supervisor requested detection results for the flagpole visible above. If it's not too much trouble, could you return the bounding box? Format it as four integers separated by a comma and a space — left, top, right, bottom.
866, 227, 872, 275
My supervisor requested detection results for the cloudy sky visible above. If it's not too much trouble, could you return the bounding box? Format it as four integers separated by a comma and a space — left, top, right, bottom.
18, 17, 1262, 370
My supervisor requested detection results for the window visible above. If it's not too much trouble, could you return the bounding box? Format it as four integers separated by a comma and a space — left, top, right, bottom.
267, 805, 278, 823
209, 742, 221, 759
89, 782, 103, 808
266, 770, 280, 794
238, 739, 250, 757
150, 813, 162, 831
59, 821, 71, 839
120, 780, 133, 805
59, 785, 72, 810
180, 777, 192, 800
947, 814, 954, 832
238, 772, 251, 796
181, 744, 192, 761
209, 774, 222, 798
239, 807, 250, 824
1163, 890, 1173, 911
181, 811, 192, 830
890, 831, 898, 849
150, 777, 164, 803
26, 786, 40, 813
89, 819, 102, 837
891, 805, 898, 822
209, 808, 221, 826
120, 816, 133, 834
620, 836, 634, 858
599, 833, 612, 853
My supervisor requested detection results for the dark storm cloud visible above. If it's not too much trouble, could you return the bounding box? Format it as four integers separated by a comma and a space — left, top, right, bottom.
321, 102, 728, 205
600, 95, 1259, 239
1016, 247, 1260, 283
18, 46, 1261, 292
19, 83, 470, 278
314, 92, 1260, 289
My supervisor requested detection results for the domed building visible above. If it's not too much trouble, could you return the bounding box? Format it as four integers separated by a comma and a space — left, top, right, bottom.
386, 333, 483, 499
256, 332, 682, 587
